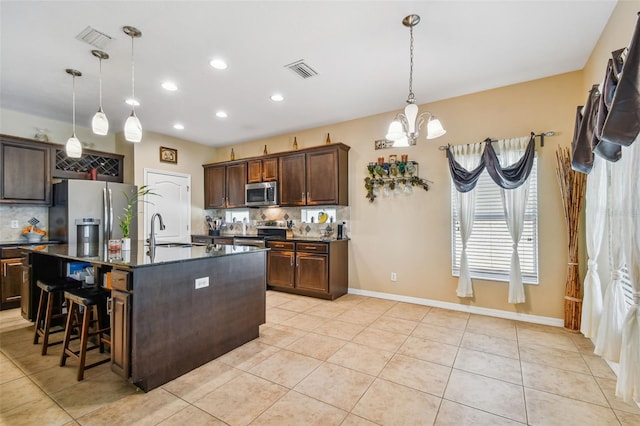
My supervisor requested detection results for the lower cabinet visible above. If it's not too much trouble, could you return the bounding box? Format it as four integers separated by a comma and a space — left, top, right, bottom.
110, 270, 131, 379
1, 258, 22, 310
267, 240, 347, 300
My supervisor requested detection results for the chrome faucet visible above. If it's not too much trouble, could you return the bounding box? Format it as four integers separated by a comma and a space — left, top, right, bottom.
149, 213, 165, 247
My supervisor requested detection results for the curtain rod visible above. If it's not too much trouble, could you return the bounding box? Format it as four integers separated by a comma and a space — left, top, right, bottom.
438, 131, 555, 151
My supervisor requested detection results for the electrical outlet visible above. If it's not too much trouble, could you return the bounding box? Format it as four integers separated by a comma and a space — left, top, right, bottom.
195, 277, 209, 289
10, 220, 19, 229
390, 272, 397, 282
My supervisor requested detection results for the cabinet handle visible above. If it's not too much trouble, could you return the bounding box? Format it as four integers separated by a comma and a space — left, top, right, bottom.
221, 197, 225, 205
290, 256, 293, 267
304, 246, 317, 250
307, 192, 310, 202
296, 258, 299, 267
274, 244, 284, 248
301, 192, 305, 202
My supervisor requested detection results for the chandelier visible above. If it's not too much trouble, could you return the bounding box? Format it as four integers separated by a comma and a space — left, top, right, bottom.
386, 14, 446, 147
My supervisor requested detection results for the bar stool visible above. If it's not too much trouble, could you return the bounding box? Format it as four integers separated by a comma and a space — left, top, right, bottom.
60, 287, 111, 381
33, 278, 80, 355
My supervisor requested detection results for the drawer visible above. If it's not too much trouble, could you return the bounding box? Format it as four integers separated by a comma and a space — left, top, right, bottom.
191, 236, 213, 244
111, 270, 131, 292
214, 237, 234, 245
267, 241, 294, 251
296, 242, 328, 253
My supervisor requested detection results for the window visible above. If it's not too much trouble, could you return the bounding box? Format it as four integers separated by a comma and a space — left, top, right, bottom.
224, 209, 250, 224
451, 158, 539, 284
301, 207, 337, 224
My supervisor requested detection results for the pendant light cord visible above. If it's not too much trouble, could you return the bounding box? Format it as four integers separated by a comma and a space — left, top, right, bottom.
72, 74, 76, 136
99, 58, 103, 111
130, 34, 135, 111
407, 24, 415, 104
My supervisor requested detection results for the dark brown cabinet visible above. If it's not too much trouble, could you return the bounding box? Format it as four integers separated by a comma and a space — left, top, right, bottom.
247, 158, 278, 183
1, 135, 51, 205
110, 270, 131, 379
266, 239, 347, 300
20, 257, 30, 319
1, 258, 22, 310
278, 145, 349, 206
279, 154, 306, 206
204, 162, 247, 209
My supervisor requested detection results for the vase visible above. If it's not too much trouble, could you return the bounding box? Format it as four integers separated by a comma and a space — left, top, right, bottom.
121, 237, 131, 251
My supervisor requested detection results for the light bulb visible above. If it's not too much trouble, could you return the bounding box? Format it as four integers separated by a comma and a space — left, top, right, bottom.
66, 135, 82, 158
124, 112, 142, 142
426, 116, 446, 139
92, 110, 109, 135
386, 120, 404, 141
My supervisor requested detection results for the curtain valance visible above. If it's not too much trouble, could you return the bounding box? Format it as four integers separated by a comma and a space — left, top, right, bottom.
446, 134, 536, 193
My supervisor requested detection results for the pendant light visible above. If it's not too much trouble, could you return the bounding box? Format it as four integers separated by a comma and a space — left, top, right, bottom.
386, 14, 446, 146
123, 26, 142, 143
65, 69, 83, 158
91, 50, 109, 135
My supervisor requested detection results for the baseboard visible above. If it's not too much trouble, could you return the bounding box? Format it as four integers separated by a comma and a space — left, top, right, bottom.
348, 288, 564, 327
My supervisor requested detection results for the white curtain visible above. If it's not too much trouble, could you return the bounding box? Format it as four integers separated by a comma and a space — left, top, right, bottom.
581, 156, 608, 338
595, 153, 630, 362
616, 140, 640, 403
453, 143, 484, 298
497, 137, 531, 304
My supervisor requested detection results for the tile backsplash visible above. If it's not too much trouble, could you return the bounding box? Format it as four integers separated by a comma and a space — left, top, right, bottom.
204, 206, 351, 239
0, 205, 49, 241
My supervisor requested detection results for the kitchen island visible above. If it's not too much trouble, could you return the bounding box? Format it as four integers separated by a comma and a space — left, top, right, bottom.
26, 241, 267, 391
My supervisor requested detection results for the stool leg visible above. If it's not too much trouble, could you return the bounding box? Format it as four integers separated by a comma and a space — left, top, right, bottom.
33, 288, 45, 345
97, 300, 108, 353
40, 292, 55, 355
60, 300, 76, 367
77, 305, 91, 381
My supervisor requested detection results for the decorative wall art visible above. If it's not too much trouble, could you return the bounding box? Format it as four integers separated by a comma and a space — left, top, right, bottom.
160, 146, 178, 164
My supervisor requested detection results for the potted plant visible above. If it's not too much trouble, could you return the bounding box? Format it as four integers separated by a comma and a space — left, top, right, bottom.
119, 185, 158, 250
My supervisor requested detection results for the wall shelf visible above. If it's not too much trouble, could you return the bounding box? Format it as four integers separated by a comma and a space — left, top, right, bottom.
364, 161, 431, 202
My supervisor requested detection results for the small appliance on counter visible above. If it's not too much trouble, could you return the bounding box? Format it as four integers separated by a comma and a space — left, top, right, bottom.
76, 218, 100, 257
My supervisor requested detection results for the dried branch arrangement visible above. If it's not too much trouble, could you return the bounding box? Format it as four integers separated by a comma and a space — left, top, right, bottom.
555, 147, 587, 331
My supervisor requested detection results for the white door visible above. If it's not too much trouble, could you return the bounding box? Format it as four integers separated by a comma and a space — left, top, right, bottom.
144, 169, 191, 243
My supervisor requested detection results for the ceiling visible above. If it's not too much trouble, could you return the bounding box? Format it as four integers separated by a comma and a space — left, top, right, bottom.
0, 1, 616, 147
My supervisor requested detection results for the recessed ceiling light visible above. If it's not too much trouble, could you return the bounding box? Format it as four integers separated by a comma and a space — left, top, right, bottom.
125, 98, 140, 106
162, 81, 178, 91
173, 123, 184, 130
209, 59, 228, 70
270, 94, 284, 102
216, 111, 228, 118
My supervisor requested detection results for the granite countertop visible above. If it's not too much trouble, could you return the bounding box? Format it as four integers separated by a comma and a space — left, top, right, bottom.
24, 241, 267, 268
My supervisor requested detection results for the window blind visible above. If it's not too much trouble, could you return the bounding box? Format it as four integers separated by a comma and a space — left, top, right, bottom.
451, 159, 539, 284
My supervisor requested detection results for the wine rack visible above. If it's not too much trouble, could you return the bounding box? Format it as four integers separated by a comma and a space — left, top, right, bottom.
53, 147, 124, 182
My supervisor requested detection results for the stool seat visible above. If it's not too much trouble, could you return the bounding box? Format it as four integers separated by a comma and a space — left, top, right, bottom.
63, 287, 109, 306
37, 278, 80, 293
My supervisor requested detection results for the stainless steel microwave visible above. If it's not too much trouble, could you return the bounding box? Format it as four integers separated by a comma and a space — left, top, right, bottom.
245, 181, 278, 206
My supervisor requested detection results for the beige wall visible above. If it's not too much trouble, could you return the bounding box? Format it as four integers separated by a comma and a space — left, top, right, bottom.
129, 131, 217, 237
219, 71, 583, 319
0, 108, 116, 152
583, 1, 640, 92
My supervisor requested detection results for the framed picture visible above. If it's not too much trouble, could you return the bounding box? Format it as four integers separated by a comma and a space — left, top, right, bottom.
160, 146, 178, 164
388, 154, 397, 164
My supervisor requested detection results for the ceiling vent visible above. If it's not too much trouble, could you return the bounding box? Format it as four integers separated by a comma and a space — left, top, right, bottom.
285, 60, 318, 79
75, 26, 113, 49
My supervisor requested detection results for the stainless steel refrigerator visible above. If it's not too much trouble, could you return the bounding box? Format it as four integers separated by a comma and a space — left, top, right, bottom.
49, 180, 138, 245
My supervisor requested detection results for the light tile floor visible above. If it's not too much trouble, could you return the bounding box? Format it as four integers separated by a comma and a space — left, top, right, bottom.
1, 291, 639, 425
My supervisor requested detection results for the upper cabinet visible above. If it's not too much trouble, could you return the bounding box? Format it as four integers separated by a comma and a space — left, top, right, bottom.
204, 162, 247, 209
203, 143, 349, 209
247, 157, 278, 183
0, 135, 51, 205
279, 145, 349, 206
